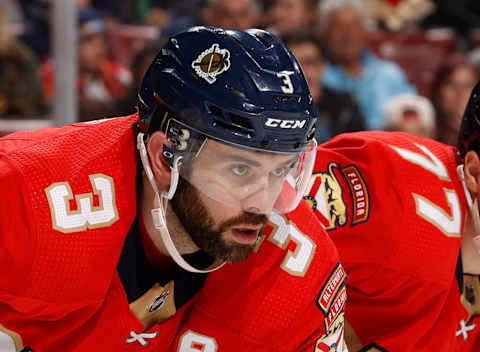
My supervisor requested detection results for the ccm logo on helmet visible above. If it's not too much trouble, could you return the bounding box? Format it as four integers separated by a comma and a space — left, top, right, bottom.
265, 118, 306, 129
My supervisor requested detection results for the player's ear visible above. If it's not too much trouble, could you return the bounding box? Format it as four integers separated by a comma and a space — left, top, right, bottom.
464, 150, 480, 196
146, 130, 171, 190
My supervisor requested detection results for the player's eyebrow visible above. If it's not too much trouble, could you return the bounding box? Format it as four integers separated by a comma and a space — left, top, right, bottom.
278, 156, 299, 168
218, 154, 262, 167
218, 153, 298, 169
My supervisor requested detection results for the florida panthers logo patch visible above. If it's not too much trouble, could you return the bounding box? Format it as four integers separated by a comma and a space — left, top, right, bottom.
304, 162, 347, 230
304, 162, 370, 229
192, 44, 231, 84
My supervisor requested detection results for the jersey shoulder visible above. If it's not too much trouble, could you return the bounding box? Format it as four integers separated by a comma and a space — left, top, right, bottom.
307, 131, 465, 285
0, 115, 139, 302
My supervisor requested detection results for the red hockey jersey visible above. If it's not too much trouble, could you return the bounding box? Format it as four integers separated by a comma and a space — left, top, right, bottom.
0, 114, 346, 351
306, 131, 480, 351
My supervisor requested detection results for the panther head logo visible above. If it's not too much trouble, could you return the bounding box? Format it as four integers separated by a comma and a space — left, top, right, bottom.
192, 44, 231, 84
306, 162, 347, 230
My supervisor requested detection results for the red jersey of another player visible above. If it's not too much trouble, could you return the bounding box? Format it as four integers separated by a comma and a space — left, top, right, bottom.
305, 130, 480, 351
0, 114, 347, 351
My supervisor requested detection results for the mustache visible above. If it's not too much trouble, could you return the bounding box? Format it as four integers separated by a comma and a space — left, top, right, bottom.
218, 212, 268, 231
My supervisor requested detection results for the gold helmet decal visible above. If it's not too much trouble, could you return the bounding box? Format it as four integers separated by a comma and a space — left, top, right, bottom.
305, 162, 347, 230
192, 44, 231, 84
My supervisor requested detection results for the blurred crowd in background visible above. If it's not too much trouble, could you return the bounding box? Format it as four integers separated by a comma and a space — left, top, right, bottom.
2, 0, 480, 145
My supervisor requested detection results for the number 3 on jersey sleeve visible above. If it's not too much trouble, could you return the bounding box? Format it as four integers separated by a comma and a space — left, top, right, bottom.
45, 174, 119, 233
390, 143, 461, 237
266, 212, 316, 277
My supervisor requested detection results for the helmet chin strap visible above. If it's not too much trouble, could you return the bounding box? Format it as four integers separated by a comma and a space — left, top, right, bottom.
457, 165, 480, 252
137, 132, 225, 273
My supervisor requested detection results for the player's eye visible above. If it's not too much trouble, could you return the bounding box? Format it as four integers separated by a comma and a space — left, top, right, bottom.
272, 159, 298, 178
272, 167, 286, 177
232, 165, 249, 176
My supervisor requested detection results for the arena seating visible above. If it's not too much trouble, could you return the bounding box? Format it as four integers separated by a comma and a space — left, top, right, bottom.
369, 28, 456, 96
105, 24, 161, 67
106, 25, 457, 98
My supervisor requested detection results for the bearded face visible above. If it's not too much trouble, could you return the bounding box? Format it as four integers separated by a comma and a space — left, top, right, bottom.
171, 177, 267, 263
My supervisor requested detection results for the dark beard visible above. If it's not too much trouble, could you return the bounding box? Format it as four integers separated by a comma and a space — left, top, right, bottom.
170, 177, 268, 262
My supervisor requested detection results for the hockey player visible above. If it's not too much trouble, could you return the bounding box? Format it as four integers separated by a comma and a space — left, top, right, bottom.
306, 80, 480, 351
0, 27, 347, 351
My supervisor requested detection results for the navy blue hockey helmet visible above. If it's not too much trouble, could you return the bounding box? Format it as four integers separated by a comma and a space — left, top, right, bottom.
138, 26, 316, 153
138, 26, 318, 214
458, 80, 480, 159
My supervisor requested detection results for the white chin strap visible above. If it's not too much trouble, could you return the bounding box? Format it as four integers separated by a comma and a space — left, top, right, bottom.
137, 132, 225, 273
457, 165, 480, 250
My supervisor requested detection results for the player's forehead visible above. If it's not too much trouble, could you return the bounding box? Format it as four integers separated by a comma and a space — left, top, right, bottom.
200, 139, 296, 165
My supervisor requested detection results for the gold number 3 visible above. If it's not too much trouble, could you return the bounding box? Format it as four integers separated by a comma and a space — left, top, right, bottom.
267, 212, 316, 277
45, 174, 119, 233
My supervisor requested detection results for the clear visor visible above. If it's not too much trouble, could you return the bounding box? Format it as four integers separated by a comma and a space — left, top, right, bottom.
164, 120, 317, 214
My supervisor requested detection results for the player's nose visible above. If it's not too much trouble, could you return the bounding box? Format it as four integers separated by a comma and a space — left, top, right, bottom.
241, 178, 275, 214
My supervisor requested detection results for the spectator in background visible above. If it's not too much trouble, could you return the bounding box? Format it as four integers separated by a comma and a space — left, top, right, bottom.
283, 30, 365, 142
431, 53, 479, 145
200, 0, 259, 30
42, 9, 133, 121
17, 0, 51, 60
114, 40, 165, 116
18, 0, 104, 61
3, 0, 23, 26
0, 5, 46, 118
318, 0, 416, 130
365, 0, 435, 32
90, 0, 138, 24
142, 6, 172, 28
265, 0, 318, 36
383, 93, 436, 139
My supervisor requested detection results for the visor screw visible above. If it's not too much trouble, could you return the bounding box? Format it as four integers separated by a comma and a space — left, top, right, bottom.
176, 140, 188, 151
179, 129, 190, 140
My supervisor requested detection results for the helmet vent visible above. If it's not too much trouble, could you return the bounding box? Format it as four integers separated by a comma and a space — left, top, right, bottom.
212, 118, 253, 138
273, 95, 301, 103
206, 104, 224, 117
206, 103, 254, 136
226, 84, 247, 99
229, 113, 253, 130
